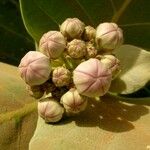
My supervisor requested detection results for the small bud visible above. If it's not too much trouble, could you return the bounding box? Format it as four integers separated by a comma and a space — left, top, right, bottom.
38, 98, 64, 123
60, 18, 85, 39
18, 51, 51, 86
26, 85, 44, 99
100, 55, 121, 79
86, 42, 97, 58
73, 58, 112, 97
83, 26, 96, 41
67, 39, 86, 59
96, 22, 123, 50
60, 88, 87, 115
39, 31, 66, 59
52, 67, 71, 87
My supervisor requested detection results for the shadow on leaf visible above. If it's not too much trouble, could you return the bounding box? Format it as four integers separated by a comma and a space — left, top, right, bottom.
57, 95, 149, 133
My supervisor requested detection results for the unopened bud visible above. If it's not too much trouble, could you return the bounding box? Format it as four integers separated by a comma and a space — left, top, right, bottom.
86, 42, 97, 58
52, 67, 71, 87
39, 31, 66, 59
73, 58, 112, 97
67, 39, 86, 59
60, 88, 87, 115
18, 51, 51, 86
96, 22, 123, 51
60, 18, 85, 39
100, 55, 121, 79
83, 26, 96, 41
38, 98, 64, 123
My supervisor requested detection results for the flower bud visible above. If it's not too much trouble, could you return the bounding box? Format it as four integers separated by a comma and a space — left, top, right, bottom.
38, 98, 64, 123
73, 58, 112, 97
18, 51, 51, 86
96, 22, 123, 50
60, 88, 87, 114
100, 55, 121, 79
60, 18, 85, 39
67, 39, 86, 59
39, 31, 66, 59
52, 67, 71, 87
83, 26, 96, 41
26, 85, 44, 99
86, 42, 97, 58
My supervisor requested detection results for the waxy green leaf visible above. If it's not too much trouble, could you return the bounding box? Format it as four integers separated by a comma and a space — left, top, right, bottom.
110, 45, 150, 94
0, 63, 37, 150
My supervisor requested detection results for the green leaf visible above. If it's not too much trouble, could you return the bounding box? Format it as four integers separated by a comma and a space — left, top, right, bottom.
0, 0, 34, 66
0, 62, 37, 150
109, 45, 150, 94
29, 94, 150, 150
20, 0, 150, 49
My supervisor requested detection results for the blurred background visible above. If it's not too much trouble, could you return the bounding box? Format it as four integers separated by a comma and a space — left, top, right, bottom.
0, 0, 149, 97
0, 0, 34, 66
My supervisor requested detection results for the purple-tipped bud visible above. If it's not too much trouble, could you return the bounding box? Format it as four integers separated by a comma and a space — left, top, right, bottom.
100, 55, 121, 79
96, 23, 123, 50
38, 99, 64, 123
39, 31, 66, 59
52, 67, 71, 87
18, 51, 51, 86
67, 39, 86, 59
60, 88, 87, 115
60, 18, 85, 39
73, 58, 112, 97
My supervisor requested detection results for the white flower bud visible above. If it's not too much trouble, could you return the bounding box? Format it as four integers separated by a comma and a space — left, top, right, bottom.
39, 31, 66, 59
52, 67, 71, 87
96, 22, 123, 50
60, 18, 85, 39
73, 58, 112, 97
67, 39, 86, 59
60, 88, 87, 115
18, 51, 51, 86
38, 99, 64, 123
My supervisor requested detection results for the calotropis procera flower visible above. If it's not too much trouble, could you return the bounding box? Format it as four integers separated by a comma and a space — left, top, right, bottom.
39, 31, 66, 59
96, 22, 123, 50
18, 51, 51, 86
52, 66, 71, 87
100, 55, 121, 79
60, 18, 85, 40
83, 26, 96, 41
60, 88, 87, 114
73, 58, 112, 97
38, 98, 64, 123
67, 39, 86, 59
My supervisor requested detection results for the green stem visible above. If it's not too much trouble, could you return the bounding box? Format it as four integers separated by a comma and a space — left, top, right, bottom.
60, 55, 74, 70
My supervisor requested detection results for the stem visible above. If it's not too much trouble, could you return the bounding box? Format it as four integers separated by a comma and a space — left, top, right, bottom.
60, 55, 74, 70
111, 0, 132, 22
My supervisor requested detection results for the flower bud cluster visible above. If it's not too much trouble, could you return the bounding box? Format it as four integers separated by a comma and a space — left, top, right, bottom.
18, 18, 123, 123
